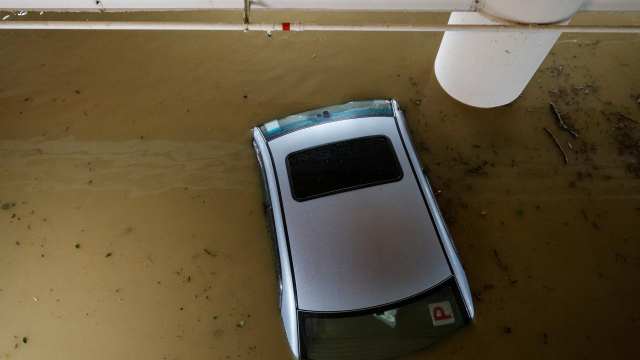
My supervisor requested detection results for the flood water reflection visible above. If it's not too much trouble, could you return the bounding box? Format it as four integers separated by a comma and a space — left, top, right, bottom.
0, 9, 639, 360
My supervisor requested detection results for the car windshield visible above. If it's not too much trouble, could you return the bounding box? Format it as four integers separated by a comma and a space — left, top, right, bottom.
299, 278, 468, 360
259, 100, 393, 141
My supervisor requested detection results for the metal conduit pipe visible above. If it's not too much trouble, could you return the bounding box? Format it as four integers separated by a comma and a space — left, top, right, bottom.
0, 21, 639, 33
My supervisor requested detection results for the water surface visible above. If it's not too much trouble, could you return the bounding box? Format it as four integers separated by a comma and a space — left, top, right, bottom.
1, 10, 639, 360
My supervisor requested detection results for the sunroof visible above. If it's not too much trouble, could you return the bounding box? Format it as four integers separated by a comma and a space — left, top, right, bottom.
286, 136, 403, 201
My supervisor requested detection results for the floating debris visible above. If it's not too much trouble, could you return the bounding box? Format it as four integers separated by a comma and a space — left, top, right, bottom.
467, 161, 489, 176
2, 203, 11, 210
75, 243, 80, 249
543, 127, 569, 164
550, 103, 579, 138
22, 337, 26, 344
493, 249, 508, 271
618, 112, 640, 124
105, 253, 112, 258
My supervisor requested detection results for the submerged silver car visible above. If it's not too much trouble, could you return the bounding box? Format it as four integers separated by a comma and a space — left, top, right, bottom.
252, 100, 474, 360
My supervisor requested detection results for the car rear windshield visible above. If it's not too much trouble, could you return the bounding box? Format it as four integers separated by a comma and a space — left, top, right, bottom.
286, 136, 403, 201
259, 100, 393, 141
299, 278, 468, 360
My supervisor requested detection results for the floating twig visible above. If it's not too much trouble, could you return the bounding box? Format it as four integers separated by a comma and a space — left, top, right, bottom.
550, 103, 579, 137
543, 127, 569, 164
493, 249, 508, 271
618, 112, 640, 124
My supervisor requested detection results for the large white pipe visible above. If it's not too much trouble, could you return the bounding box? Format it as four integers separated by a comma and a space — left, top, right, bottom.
483, 0, 585, 23
0, 21, 639, 33
435, 13, 568, 108
434, 0, 622, 108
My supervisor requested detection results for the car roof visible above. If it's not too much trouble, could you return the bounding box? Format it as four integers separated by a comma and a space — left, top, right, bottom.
267, 115, 452, 312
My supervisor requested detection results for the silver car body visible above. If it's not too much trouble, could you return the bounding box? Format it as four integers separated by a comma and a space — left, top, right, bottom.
252, 100, 474, 359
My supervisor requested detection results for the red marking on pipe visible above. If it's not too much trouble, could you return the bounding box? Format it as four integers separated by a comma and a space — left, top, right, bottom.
282, 22, 290, 31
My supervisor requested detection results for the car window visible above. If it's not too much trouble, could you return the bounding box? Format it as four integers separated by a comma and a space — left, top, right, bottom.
286, 136, 403, 201
299, 278, 467, 360
260, 100, 393, 141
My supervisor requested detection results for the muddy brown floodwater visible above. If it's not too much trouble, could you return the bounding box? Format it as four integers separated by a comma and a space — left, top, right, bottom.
1, 9, 639, 360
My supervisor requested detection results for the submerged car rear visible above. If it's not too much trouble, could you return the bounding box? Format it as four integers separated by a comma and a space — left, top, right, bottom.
299, 278, 468, 360
252, 99, 474, 360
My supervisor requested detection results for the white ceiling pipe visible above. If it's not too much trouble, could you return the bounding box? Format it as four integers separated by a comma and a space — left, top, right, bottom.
0, 21, 639, 33
435, 11, 572, 108
483, 0, 587, 23
1, 0, 640, 12
433, 0, 638, 108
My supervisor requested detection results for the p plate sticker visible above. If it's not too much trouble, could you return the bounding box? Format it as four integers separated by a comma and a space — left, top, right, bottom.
264, 120, 281, 133
429, 301, 455, 326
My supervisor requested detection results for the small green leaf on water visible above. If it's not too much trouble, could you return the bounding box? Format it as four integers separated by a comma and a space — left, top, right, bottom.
21, 201, 27, 205
105, 252, 112, 257
213, 316, 218, 320
22, 337, 26, 344
75, 243, 80, 249
2, 203, 10, 210
517, 208, 524, 218
12, 336, 17, 339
